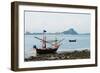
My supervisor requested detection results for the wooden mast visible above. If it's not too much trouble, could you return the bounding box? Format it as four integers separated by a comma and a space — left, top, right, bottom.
42, 30, 46, 49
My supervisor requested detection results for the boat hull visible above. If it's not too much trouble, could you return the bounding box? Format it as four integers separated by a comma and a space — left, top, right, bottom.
35, 48, 58, 54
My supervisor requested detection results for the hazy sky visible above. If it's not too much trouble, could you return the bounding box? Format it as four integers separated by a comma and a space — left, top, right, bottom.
24, 11, 91, 33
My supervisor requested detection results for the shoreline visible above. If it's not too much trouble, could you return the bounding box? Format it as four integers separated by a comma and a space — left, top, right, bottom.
25, 49, 90, 62
57, 48, 90, 53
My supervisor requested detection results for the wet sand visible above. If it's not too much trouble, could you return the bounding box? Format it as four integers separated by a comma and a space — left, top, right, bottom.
25, 49, 90, 61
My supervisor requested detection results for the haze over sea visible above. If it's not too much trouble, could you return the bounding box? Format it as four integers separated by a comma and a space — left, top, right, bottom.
24, 34, 90, 58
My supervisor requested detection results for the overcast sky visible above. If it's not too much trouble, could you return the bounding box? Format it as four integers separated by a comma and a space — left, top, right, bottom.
24, 11, 91, 33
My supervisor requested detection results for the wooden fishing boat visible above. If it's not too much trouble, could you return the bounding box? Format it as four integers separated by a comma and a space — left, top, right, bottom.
33, 30, 63, 54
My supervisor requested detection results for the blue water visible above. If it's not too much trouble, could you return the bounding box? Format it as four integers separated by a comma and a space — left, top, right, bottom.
24, 34, 90, 58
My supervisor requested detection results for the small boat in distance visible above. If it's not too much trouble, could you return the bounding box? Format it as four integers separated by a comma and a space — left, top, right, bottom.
69, 40, 76, 42
33, 30, 64, 54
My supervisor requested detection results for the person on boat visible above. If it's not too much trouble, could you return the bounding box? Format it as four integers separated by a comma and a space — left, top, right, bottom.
52, 43, 60, 49
52, 37, 60, 49
33, 45, 37, 49
32, 45, 37, 56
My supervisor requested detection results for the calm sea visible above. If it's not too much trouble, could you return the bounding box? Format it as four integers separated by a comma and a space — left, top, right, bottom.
24, 34, 90, 58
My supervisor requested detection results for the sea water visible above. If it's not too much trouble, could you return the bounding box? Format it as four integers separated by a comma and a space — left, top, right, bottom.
24, 34, 90, 58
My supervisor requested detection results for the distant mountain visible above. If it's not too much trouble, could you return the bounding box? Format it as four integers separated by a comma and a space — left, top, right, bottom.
80, 33, 90, 35
25, 32, 32, 35
25, 28, 90, 35
62, 28, 78, 35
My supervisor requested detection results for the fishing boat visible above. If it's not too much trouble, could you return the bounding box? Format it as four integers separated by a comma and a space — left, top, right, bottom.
33, 30, 64, 54
69, 39, 76, 42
